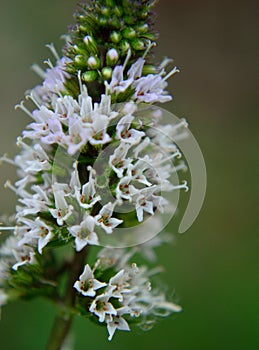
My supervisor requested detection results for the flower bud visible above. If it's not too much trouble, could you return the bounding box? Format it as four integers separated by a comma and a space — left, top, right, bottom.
87, 56, 100, 69
73, 45, 85, 55
136, 23, 148, 33
75, 55, 86, 66
120, 40, 131, 53
82, 70, 98, 82
142, 65, 157, 75
131, 39, 146, 50
106, 49, 119, 66
122, 27, 136, 39
101, 67, 112, 80
110, 31, 121, 43
114, 6, 122, 17
83, 36, 98, 54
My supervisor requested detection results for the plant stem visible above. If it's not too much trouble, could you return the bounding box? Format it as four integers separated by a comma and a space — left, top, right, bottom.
46, 247, 89, 350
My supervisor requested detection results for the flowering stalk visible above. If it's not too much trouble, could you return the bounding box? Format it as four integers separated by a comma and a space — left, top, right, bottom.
0, 0, 189, 348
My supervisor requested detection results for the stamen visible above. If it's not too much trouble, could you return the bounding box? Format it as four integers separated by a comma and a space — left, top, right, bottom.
158, 57, 173, 71
16, 137, 31, 150
163, 66, 180, 81
15, 101, 33, 118
4, 180, 17, 193
31, 63, 46, 79
123, 49, 132, 71
172, 180, 189, 192
44, 59, 54, 70
46, 43, 60, 61
156, 150, 182, 165
143, 40, 156, 59
26, 91, 41, 109
0, 154, 15, 166
0, 226, 16, 231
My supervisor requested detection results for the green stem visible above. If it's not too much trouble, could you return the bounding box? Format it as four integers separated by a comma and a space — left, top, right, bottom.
46, 247, 89, 350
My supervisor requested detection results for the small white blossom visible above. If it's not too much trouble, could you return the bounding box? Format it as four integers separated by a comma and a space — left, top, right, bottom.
106, 306, 130, 341
50, 184, 73, 225
95, 202, 123, 234
12, 246, 36, 271
89, 294, 117, 322
69, 215, 99, 252
74, 264, 106, 297
116, 114, 145, 144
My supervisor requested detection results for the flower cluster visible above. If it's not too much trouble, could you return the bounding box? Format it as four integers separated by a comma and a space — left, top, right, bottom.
74, 247, 182, 340
0, 0, 189, 343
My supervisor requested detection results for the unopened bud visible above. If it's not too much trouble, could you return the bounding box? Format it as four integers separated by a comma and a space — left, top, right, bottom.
75, 55, 86, 66
142, 65, 157, 75
82, 70, 98, 82
87, 56, 100, 69
122, 27, 136, 39
131, 39, 146, 51
110, 31, 121, 43
83, 35, 94, 46
106, 49, 119, 66
120, 40, 131, 53
136, 23, 149, 34
101, 67, 113, 80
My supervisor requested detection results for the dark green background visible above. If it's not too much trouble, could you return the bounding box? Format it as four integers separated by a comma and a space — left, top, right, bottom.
0, 1, 257, 349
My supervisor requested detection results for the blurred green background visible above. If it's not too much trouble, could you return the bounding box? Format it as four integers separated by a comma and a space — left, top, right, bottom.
0, 1, 257, 349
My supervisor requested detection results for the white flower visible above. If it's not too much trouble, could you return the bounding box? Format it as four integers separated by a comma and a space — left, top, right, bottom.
116, 114, 145, 144
115, 176, 139, 203
74, 264, 106, 297
65, 118, 91, 155
106, 306, 130, 341
88, 113, 111, 145
50, 184, 73, 225
127, 58, 145, 80
89, 293, 117, 322
17, 217, 54, 254
95, 202, 123, 234
135, 193, 154, 222
12, 246, 36, 271
41, 118, 65, 145
133, 74, 172, 103
75, 167, 101, 209
105, 270, 131, 302
69, 215, 99, 252
109, 143, 132, 178
127, 156, 153, 186
107, 66, 132, 94
43, 57, 71, 93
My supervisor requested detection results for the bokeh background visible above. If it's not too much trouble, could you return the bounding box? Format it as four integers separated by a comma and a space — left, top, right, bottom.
0, 1, 257, 349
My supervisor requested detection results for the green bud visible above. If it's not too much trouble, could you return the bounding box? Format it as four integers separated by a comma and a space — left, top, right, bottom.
79, 25, 88, 33
106, 48, 119, 66
136, 23, 149, 33
99, 17, 107, 26
131, 39, 146, 50
142, 65, 157, 75
87, 56, 100, 69
113, 6, 123, 17
82, 70, 98, 82
120, 40, 131, 53
101, 7, 110, 16
122, 27, 136, 39
75, 55, 86, 66
101, 67, 113, 80
73, 45, 86, 55
83, 36, 98, 54
110, 31, 121, 43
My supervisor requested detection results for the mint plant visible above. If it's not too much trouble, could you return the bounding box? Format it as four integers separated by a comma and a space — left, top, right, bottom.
0, 1, 190, 348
